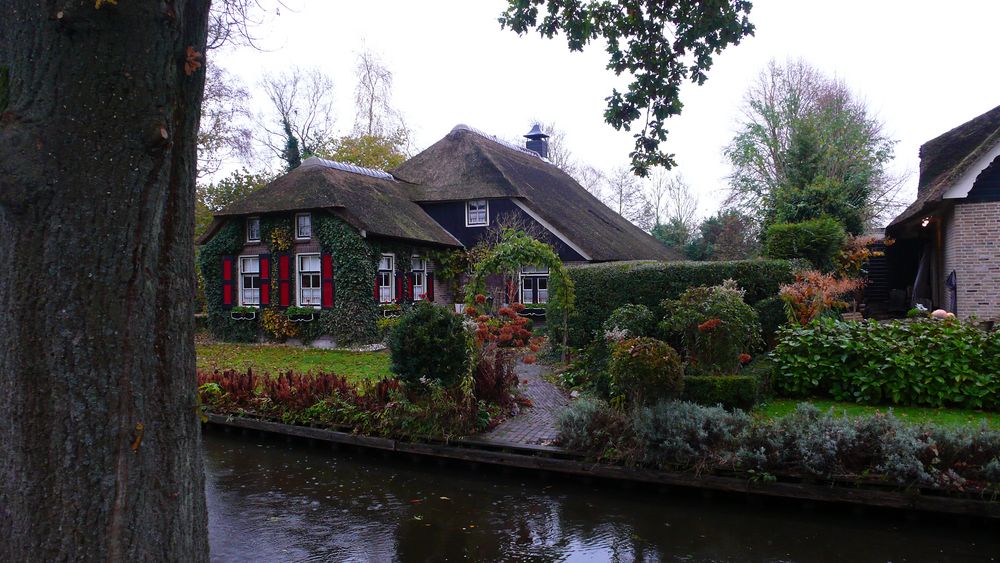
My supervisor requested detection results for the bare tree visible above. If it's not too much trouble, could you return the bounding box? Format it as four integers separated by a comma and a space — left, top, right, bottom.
198, 62, 256, 178
606, 166, 646, 225
259, 66, 337, 163
207, 0, 288, 51
353, 49, 409, 149
647, 169, 699, 228
573, 165, 607, 201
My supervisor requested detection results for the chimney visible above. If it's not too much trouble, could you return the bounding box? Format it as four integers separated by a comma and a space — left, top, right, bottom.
524, 124, 549, 158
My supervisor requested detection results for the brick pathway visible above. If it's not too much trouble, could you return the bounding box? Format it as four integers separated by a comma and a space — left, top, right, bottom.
475, 359, 570, 447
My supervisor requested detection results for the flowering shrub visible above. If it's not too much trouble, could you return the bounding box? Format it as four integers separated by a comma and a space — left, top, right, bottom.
660, 280, 762, 374
772, 317, 1000, 409
609, 337, 684, 407
468, 301, 533, 348
778, 270, 862, 325
261, 308, 299, 341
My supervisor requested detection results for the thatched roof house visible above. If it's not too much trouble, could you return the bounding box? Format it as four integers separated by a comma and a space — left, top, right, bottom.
885, 104, 1000, 320
394, 125, 680, 262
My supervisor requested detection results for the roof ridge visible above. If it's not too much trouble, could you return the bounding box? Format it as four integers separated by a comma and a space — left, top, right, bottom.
300, 156, 395, 181
450, 124, 547, 161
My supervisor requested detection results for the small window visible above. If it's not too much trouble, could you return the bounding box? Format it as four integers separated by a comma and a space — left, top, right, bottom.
411, 256, 427, 301
520, 265, 549, 305
378, 254, 395, 304
239, 256, 261, 306
246, 217, 260, 243
295, 213, 312, 240
466, 200, 488, 227
297, 254, 321, 307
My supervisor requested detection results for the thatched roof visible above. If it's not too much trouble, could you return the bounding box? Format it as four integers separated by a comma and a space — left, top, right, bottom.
888, 104, 1000, 231
392, 125, 682, 262
210, 158, 461, 247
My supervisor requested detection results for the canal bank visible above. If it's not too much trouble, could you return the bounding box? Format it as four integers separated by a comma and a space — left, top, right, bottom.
204, 426, 1000, 562
204, 414, 1000, 521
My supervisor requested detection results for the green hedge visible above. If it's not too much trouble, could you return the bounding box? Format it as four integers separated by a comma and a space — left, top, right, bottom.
547, 260, 797, 348
772, 318, 1000, 409
764, 217, 845, 271
681, 375, 759, 410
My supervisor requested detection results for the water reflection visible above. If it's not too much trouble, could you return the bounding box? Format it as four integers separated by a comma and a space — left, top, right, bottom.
204, 429, 998, 562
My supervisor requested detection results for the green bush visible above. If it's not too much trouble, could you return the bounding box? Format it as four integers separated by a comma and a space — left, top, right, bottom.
764, 217, 845, 271
772, 318, 1000, 409
634, 401, 751, 466
388, 302, 471, 389
609, 337, 684, 406
602, 303, 656, 339
660, 280, 762, 374
753, 296, 787, 349
547, 259, 797, 348
377, 317, 401, 342
682, 375, 760, 410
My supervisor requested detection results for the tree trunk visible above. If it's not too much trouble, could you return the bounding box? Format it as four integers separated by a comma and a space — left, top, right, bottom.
0, 2, 210, 560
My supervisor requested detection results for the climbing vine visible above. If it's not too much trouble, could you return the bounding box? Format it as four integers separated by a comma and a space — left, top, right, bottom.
314, 214, 379, 344
198, 220, 258, 342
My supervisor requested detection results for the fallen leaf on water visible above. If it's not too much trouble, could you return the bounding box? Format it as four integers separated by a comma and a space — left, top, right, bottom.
439, 496, 451, 501
413, 515, 423, 521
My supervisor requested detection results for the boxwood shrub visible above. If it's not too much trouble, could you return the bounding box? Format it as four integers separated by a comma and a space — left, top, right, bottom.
764, 217, 845, 272
547, 260, 797, 348
772, 318, 1000, 409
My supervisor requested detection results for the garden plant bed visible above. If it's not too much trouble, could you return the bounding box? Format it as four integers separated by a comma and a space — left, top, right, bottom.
203, 413, 1000, 520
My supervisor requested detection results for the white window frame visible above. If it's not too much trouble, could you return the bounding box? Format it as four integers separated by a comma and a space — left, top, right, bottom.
238, 255, 261, 307
377, 253, 395, 304
520, 265, 550, 305
296, 253, 321, 308
465, 199, 489, 227
295, 212, 312, 240
411, 256, 427, 301
246, 216, 261, 243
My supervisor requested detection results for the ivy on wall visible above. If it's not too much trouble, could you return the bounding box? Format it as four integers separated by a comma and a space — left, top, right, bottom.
198, 220, 259, 342
314, 213, 379, 344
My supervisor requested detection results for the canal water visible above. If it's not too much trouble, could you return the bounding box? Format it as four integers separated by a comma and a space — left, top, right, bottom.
204, 429, 998, 562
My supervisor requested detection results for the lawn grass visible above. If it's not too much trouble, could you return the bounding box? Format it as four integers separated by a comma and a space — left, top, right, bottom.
196, 342, 391, 383
755, 398, 1000, 430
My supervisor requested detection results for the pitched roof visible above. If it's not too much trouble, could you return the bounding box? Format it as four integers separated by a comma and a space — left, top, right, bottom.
888, 104, 1000, 230
214, 158, 461, 247
392, 125, 682, 262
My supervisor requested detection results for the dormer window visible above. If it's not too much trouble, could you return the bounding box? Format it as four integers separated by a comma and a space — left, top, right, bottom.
246, 217, 260, 243
466, 200, 488, 227
295, 213, 312, 240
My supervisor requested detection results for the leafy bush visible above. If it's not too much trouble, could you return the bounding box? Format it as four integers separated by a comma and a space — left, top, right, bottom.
546, 259, 797, 348
771, 318, 1000, 409
608, 337, 684, 406
779, 270, 863, 325
753, 296, 786, 349
388, 302, 471, 389
376, 317, 401, 342
682, 375, 760, 410
660, 280, 762, 374
261, 308, 298, 341
557, 397, 632, 460
764, 217, 845, 272
603, 304, 656, 339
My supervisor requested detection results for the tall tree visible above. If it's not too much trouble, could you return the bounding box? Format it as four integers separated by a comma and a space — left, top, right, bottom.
1, 2, 210, 560
198, 62, 255, 178
321, 133, 409, 170
500, 0, 754, 175
647, 169, 698, 229
606, 166, 651, 227
353, 49, 408, 142
259, 66, 337, 164
573, 164, 607, 200
724, 59, 903, 233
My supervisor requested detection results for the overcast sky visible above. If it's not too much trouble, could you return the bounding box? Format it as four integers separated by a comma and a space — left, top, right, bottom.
217, 0, 1000, 224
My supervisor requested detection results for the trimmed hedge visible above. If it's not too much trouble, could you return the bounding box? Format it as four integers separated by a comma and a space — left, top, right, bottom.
681, 375, 759, 410
547, 260, 797, 348
764, 217, 845, 272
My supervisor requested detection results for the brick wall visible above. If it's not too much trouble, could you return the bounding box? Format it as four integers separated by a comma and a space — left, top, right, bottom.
943, 201, 1000, 320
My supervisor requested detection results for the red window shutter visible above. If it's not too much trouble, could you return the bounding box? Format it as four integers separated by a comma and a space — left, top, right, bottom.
374, 277, 380, 302
221, 256, 234, 308
259, 254, 271, 306
395, 273, 404, 303
407, 273, 415, 302
426, 272, 435, 302
321, 253, 334, 309
278, 254, 291, 307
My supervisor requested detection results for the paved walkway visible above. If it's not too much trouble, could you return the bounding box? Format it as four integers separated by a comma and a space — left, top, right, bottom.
475, 359, 570, 447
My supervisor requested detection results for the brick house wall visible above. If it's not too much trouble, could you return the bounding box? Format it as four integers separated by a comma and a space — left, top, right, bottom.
943, 201, 1000, 320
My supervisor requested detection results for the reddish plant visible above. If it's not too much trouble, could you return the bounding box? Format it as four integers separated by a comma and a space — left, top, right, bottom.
779, 271, 863, 325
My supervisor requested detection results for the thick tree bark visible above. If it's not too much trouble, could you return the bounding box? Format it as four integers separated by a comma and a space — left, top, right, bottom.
1, 1, 210, 560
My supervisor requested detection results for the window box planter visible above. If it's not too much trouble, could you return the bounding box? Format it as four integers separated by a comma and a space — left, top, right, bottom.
288, 313, 315, 323
230, 310, 257, 321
